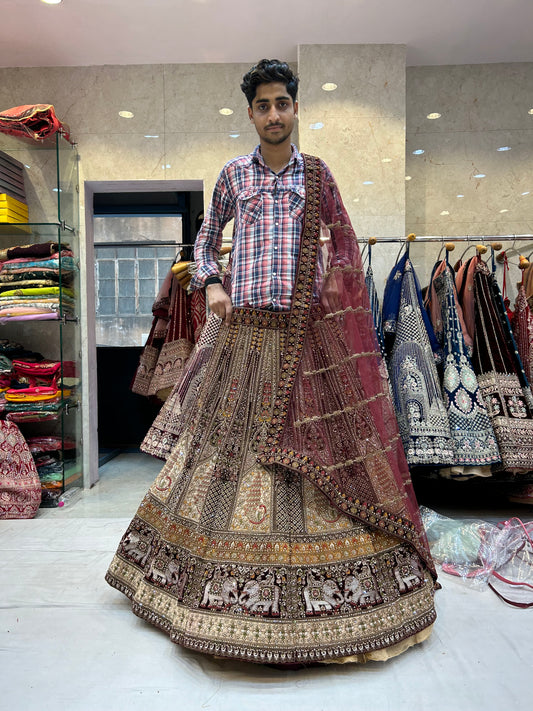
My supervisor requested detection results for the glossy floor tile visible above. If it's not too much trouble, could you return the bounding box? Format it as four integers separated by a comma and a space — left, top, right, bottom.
1, 454, 531, 711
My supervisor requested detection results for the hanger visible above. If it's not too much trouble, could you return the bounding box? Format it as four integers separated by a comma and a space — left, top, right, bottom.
436, 241, 455, 266
394, 233, 416, 264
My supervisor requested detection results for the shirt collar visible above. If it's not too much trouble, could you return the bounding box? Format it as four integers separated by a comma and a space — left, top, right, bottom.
250, 143, 303, 173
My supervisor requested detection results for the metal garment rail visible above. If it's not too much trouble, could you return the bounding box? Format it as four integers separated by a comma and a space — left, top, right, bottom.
358, 234, 533, 243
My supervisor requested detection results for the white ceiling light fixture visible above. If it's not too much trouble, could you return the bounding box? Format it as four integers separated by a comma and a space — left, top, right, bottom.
144, 135, 159, 138
412, 149, 425, 155
405, 176, 412, 181
118, 110, 134, 119
528, 109, 533, 115
381, 158, 392, 163
426, 112, 441, 119
499, 209, 509, 213
363, 181, 374, 185
229, 133, 240, 138
309, 122, 324, 130
457, 194, 465, 198
474, 173, 486, 178
40, 0, 62, 4
497, 146, 511, 151
521, 191, 530, 196
440, 210, 450, 216
219, 107, 233, 116
321, 83, 338, 91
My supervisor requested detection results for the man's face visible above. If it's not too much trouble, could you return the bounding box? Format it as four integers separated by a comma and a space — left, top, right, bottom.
248, 82, 298, 146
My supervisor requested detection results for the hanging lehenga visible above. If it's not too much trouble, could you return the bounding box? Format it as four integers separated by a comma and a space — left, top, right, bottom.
465, 256, 533, 473
106, 155, 437, 665
383, 253, 454, 468
428, 260, 500, 478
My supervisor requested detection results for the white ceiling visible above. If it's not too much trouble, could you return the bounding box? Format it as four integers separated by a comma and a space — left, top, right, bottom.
1, 0, 533, 69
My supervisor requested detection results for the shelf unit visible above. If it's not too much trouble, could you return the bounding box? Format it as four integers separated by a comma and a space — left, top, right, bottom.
0, 131, 82, 506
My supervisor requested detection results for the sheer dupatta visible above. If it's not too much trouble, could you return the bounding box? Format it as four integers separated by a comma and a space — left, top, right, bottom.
258, 156, 436, 578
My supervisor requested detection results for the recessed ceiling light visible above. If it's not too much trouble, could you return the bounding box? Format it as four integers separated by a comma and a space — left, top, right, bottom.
528, 109, 533, 115
457, 194, 465, 198
440, 210, 450, 216
41, 0, 62, 4
381, 158, 392, 163
321, 83, 338, 91
363, 181, 374, 186
474, 173, 486, 178
405, 176, 412, 181
219, 108, 233, 116
161, 164, 171, 169
353, 198, 360, 203
118, 110, 134, 119
309, 122, 324, 130
412, 149, 425, 155
229, 133, 240, 138
427, 112, 441, 120
497, 146, 511, 151
144, 135, 159, 138
499, 209, 509, 213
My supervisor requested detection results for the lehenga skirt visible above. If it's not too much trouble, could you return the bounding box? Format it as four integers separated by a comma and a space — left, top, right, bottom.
106, 308, 436, 665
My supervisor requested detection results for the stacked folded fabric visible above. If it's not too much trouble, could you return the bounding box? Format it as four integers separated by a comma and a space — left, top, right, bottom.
0, 245, 77, 320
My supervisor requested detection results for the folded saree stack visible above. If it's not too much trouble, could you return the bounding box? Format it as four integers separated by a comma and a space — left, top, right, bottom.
0, 242, 77, 321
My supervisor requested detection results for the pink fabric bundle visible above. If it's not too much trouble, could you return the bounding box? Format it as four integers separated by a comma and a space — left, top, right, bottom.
0, 105, 71, 142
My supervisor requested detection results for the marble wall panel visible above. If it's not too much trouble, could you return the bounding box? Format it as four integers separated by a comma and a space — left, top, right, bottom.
406, 62, 533, 237
298, 44, 407, 296
0, 65, 166, 136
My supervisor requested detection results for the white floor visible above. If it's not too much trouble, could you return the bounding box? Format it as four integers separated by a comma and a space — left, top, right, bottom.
1, 453, 531, 711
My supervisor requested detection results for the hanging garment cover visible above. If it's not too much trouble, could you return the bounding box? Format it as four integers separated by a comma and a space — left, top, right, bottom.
471, 259, 533, 473
106, 154, 436, 665
386, 258, 454, 467
365, 263, 385, 357
432, 263, 500, 477
0, 105, 71, 143
0, 420, 41, 519
512, 284, 533, 386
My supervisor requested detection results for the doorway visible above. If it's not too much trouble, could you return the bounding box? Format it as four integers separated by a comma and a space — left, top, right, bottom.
82, 180, 203, 483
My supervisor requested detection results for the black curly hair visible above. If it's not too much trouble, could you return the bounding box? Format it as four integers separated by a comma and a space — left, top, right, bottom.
240, 59, 298, 107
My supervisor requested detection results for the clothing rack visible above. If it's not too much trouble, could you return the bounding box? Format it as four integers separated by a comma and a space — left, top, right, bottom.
359, 234, 533, 243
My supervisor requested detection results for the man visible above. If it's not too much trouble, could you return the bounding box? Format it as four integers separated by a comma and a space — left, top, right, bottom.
107, 59, 437, 666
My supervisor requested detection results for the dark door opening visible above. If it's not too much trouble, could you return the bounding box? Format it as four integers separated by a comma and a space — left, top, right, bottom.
92, 187, 203, 466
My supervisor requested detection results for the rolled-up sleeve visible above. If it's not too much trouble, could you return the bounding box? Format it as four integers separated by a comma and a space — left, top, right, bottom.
190, 167, 235, 290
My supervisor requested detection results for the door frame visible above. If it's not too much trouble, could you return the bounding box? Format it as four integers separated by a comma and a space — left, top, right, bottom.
81, 180, 203, 487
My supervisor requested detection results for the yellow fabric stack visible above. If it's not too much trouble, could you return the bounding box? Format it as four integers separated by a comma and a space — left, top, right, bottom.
0, 194, 29, 224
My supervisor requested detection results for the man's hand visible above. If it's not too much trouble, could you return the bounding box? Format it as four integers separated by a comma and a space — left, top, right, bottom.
320, 270, 343, 314
207, 283, 233, 325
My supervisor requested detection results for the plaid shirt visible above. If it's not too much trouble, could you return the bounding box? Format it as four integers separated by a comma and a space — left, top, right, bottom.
191, 144, 308, 311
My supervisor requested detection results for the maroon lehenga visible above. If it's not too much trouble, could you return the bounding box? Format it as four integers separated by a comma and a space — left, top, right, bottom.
106, 155, 436, 664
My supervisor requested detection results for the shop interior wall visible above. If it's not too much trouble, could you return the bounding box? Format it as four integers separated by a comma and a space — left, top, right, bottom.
1, 54, 531, 483
406, 62, 533, 292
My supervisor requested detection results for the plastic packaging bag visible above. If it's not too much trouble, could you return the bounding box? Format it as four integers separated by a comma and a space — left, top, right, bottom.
421, 506, 533, 603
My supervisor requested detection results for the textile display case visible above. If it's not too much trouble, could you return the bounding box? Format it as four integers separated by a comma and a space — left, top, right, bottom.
0, 131, 82, 506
